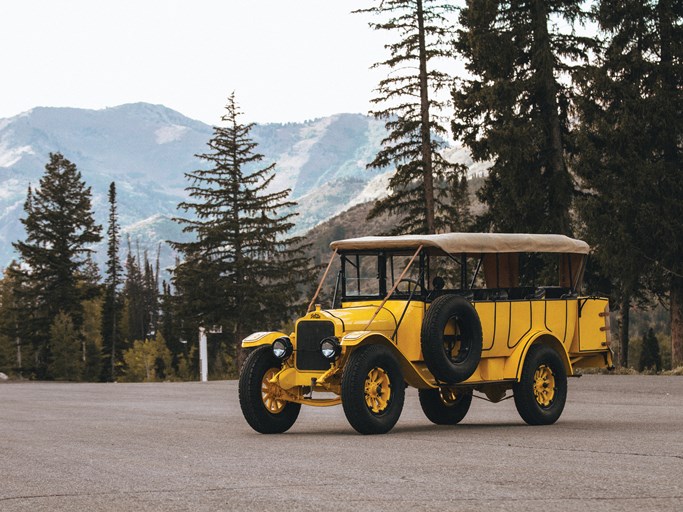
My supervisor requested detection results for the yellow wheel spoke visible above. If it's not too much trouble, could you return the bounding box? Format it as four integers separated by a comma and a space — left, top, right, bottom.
533, 364, 555, 407
364, 366, 392, 414
261, 368, 286, 414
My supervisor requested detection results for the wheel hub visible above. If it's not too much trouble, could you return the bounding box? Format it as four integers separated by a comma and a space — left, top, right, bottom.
261, 368, 286, 414
439, 387, 460, 405
533, 365, 556, 407
364, 367, 391, 414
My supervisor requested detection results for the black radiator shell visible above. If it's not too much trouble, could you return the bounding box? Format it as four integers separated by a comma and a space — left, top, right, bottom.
296, 321, 335, 371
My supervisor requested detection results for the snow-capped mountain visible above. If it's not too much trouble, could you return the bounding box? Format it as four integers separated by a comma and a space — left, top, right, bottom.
0, 104, 392, 271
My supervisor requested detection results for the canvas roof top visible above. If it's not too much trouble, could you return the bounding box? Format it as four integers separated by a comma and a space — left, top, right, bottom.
330, 233, 590, 255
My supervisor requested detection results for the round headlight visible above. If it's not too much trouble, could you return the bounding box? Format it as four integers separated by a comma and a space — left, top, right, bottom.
272, 337, 293, 360
320, 336, 341, 360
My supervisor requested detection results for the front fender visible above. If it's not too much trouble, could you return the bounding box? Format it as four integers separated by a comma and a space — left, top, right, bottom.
341, 331, 435, 389
242, 331, 289, 349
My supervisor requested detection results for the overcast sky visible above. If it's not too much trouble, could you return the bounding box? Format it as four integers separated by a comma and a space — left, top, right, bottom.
0, 0, 396, 125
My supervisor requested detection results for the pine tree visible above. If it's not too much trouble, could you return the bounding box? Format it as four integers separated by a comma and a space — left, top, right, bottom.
639, 328, 662, 372
453, 0, 593, 235
12, 153, 102, 378
158, 280, 184, 372
122, 241, 147, 343
171, 93, 312, 370
574, 0, 682, 367
101, 182, 122, 381
50, 311, 83, 381
82, 298, 103, 381
0, 264, 29, 377
357, 0, 467, 234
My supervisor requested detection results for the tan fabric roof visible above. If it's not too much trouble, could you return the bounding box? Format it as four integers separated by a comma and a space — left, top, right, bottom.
330, 233, 590, 254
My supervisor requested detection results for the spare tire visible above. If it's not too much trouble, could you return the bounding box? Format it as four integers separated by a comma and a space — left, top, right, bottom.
421, 295, 483, 383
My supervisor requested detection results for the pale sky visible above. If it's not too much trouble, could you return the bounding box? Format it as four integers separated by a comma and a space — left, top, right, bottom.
0, 0, 395, 125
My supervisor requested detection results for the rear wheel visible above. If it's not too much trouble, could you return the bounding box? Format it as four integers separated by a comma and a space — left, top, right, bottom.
341, 345, 405, 435
238, 346, 301, 433
513, 344, 567, 425
419, 387, 473, 425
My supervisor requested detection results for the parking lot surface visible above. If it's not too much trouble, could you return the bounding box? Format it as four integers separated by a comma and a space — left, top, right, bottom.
1, 375, 681, 511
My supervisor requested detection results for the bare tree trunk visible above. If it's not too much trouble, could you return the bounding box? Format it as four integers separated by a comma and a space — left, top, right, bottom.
16, 337, 21, 377
416, 0, 436, 234
235, 326, 248, 373
671, 274, 683, 368
531, 0, 571, 235
618, 296, 631, 368
111, 319, 117, 381
658, 1, 682, 369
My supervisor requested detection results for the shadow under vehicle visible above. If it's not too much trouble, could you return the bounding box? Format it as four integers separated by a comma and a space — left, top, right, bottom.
239, 233, 614, 434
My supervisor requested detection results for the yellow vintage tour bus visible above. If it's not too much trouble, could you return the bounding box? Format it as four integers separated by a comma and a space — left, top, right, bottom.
239, 233, 613, 435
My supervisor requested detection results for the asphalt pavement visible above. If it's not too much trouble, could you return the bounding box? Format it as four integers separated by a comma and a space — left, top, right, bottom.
0, 375, 681, 511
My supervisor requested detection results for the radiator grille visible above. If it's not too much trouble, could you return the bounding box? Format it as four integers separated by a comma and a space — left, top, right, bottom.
296, 321, 335, 371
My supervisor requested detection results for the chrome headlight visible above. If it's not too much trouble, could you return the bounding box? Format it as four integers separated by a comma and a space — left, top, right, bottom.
272, 337, 293, 360
320, 336, 341, 360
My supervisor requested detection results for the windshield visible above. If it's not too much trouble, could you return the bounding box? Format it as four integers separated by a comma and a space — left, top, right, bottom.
343, 253, 383, 298
341, 251, 423, 300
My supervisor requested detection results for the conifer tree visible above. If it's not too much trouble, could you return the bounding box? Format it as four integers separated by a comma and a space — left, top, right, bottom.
82, 298, 103, 381
357, 0, 467, 234
122, 241, 147, 343
0, 264, 29, 376
453, 0, 592, 235
171, 93, 311, 369
50, 311, 83, 381
12, 153, 102, 378
574, 0, 682, 367
158, 279, 184, 372
639, 328, 662, 372
101, 182, 122, 381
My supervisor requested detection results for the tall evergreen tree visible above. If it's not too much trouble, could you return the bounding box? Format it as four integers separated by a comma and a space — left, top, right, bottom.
171, 93, 311, 369
12, 153, 102, 378
101, 182, 122, 381
49, 311, 82, 381
158, 279, 185, 373
122, 240, 147, 343
357, 0, 467, 234
639, 328, 662, 372
574, 0, 682, 367
0, 262, 33, 377
82, 298, 103, 381
453, 0, 592, 235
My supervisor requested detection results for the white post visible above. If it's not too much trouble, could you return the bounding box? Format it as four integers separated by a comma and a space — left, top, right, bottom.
199, 326, 208, 382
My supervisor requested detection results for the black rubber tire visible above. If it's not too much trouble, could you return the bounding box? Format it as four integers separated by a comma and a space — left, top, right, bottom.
421, 295, 483, 383
238, 346, 301, 434
341, 345, 405, 435
418, 387, 473, 425
513, 344, 567, 425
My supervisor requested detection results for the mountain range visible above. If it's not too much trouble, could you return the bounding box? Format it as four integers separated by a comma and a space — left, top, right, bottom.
0, 103, 486, 274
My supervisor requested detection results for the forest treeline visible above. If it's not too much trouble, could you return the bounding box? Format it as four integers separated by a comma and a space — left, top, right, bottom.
0, 0, 680, 380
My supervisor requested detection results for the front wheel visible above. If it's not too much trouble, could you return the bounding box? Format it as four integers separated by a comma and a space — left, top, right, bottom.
513, 344, 567, 425
238, 346, 301, 433
418, 387, 473, 425
341, 345, 405, 435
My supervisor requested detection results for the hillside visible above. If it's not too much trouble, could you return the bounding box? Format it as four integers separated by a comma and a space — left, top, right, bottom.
1, 103, 488, 275
0, 105, 390, 270
305, 176, 486, 262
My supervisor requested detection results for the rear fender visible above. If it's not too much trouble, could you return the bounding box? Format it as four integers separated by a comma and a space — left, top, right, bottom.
504, 331, 573, 380
341, 331, 434, 389
241, 331, 289, 349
